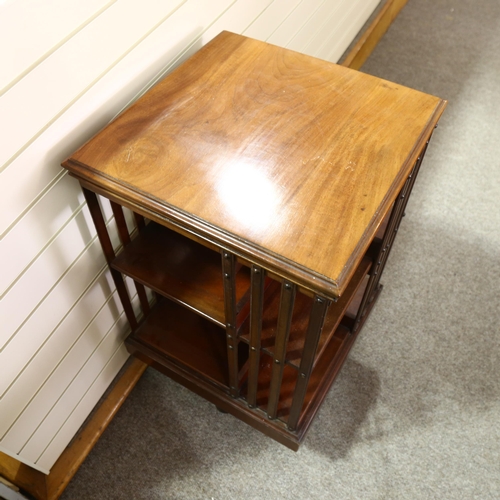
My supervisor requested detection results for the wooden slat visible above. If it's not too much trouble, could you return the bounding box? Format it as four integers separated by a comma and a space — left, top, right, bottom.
110, 201, 150, 315
83, 188, 137, 330
246, 265, 266, 408
287, 295, 329, 430
238, 256, 372, 369
254, 325, 350, 421
266, 281, 296, 419
222, 251, 240, 397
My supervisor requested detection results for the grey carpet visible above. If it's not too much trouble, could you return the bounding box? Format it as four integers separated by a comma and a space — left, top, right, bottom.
61, 1, 500, 498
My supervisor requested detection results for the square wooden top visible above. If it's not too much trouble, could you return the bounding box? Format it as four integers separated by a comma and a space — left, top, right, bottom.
63, 31, 446, 298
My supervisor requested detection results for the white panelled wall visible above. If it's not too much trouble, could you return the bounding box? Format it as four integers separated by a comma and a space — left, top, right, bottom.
0, 0, 380, 473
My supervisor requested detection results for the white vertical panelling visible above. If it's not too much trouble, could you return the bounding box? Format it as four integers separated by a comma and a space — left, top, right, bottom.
287, 0, 343, 53
18, 317, 131, 462
0, 174, 84, 296
0, 268, 114, 437
0, 0, 232, 238
0, 0, 380, 473
0, 204, 100, 349
306, 0, 380, 62
37, 343, 131, 472
267, 0, 326, 47
0, 0, 188, 171
1, 289, 129, 454
0, 0, 116, 93
321, 0, 381, 62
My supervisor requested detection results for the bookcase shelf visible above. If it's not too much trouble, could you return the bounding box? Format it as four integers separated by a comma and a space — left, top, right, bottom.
111, 221, 251, 327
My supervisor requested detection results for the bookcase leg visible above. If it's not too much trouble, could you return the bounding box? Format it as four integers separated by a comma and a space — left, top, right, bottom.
82, 187, 138, 330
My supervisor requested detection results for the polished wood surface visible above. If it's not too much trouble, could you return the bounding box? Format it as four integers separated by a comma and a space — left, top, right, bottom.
64, 31, 446, 297
61, 31, 446, 453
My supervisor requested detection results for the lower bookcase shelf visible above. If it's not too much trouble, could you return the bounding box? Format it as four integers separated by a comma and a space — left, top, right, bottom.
126, 297, 231, 389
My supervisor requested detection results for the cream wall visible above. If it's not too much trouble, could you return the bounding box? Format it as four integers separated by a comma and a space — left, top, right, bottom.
0, 0, 380, 473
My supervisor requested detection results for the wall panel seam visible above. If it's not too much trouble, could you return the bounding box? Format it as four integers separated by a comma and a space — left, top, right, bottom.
262, 0, 306, 42
11, 292, 137, 455
27, 299, 139, 462
109, 0, 254, 120
0, 213, 118, 354
0, 199, 87, 300
0, 263, 109, 406
0, 0, 190, 175
284, 0, 329, 49
0, 171, 67, 241
0, 0, 118, 98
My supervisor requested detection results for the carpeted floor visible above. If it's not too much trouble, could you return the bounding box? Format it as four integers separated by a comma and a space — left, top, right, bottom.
61, 1, 500, 498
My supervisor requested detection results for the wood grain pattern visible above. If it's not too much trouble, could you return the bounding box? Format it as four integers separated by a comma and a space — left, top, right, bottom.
64, 31, 445, 298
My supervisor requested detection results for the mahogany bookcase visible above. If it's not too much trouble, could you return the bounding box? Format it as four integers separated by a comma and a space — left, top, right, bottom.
62, 31, 446, 450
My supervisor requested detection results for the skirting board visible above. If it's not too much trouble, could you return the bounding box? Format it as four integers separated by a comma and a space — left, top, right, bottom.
341, 0, 409, 70
0, 1, 408, 497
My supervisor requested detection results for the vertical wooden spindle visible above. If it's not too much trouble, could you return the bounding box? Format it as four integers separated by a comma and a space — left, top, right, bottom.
246, 265, 265, 408
287, 295, 329, 430
266, 280, 296, 420
110, 201, 150, 315
82, 188, 138, 330
222, 251, 239, 397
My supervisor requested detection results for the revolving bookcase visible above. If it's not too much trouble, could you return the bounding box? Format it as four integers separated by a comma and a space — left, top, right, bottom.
62, 31, 446, 450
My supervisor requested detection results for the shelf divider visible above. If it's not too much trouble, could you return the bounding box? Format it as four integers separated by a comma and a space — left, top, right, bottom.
111, 221, 251, 327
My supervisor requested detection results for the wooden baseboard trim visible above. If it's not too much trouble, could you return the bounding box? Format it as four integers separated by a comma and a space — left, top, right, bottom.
0, 357, 148, 500
342, 0, 409, 70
